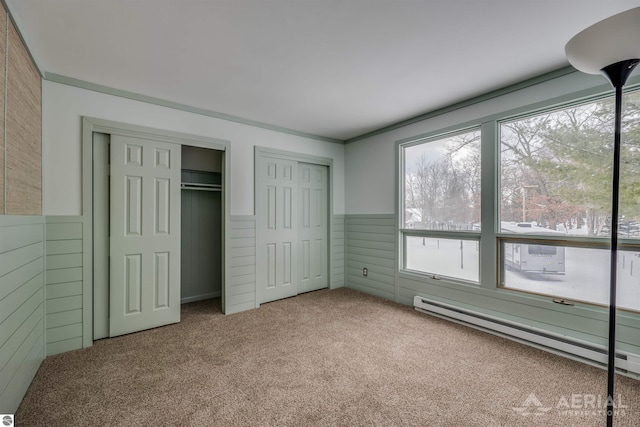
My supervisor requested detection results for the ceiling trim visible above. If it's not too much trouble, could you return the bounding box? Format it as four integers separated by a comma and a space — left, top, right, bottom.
44, 72, 346, 145
344, 66, 578, 144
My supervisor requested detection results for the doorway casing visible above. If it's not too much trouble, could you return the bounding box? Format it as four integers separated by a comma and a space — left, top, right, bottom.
81, 117, 231, 346
254, 146, 336, 307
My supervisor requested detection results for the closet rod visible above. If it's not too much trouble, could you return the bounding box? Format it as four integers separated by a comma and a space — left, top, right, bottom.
181, 185, 222, 192
181, 182, 221, 188
182, 188, 221, 192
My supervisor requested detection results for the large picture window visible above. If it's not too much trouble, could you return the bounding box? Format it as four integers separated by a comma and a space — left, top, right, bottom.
401, 129, 481, 282
499, 90, 640, 310
398, 88, 640, 312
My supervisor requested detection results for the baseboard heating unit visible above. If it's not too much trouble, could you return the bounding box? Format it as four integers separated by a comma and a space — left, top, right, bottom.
414, 296, 640, 378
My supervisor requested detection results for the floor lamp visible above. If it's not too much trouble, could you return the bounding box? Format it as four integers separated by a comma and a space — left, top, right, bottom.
565, 7, 640, 427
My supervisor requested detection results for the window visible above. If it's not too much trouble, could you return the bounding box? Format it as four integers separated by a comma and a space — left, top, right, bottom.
401, 129, 481, 282
405, 237, 479, 282
499, 90, 640, 310
398, 87, 640, 312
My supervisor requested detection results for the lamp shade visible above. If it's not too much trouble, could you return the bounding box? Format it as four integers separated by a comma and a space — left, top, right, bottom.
565, 7, 640, 74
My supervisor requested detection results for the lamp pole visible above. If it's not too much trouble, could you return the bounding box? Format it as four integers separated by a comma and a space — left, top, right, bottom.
565, 8, 640, 425
600, 59, 638, 427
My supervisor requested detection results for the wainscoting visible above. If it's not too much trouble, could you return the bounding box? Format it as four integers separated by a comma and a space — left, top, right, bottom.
44, 218, 85, 355
345, 214, 396, 301
227, 216, 257, 314
331, 215, 345, 288
0, 216, 45, 413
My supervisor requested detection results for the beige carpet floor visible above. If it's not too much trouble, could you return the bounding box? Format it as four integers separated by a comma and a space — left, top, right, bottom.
16, 288, 640, 426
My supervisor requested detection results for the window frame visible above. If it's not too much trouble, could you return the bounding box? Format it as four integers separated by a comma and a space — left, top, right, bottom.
396, 84, 640, 313
399, 127, 482, 285
496, 88, 640, 311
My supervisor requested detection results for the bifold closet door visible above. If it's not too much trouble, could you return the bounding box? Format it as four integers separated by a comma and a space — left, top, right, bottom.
257, 158, 299, 303
109, 135, 181, 337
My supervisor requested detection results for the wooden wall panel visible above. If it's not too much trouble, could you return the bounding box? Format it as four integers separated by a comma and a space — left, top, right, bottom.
0, 217, 45, 414
345, 214, 397, 301
5, 21, 41, 215
332, 215, 345, 288
44, 218, 84, 356
227, 216, 256, 314
0, 6, 6, 213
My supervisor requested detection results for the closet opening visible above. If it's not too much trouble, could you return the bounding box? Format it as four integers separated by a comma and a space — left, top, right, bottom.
92, 132, 227, 341
181, 145, 224, 312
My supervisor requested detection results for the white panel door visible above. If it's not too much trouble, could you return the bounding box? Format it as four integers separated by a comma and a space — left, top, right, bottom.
109, 135, 181, 336
298, 163, 328, 293
257, 157, 298, 303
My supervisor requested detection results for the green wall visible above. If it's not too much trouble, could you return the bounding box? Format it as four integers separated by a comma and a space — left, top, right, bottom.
0, 216, 45, 413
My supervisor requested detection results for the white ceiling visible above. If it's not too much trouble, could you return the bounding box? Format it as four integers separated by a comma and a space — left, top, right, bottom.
7, 0, 640, 141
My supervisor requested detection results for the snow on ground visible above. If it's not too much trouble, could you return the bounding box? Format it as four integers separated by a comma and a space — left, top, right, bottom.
406, 237, 479, 282
405, 237, 640, 311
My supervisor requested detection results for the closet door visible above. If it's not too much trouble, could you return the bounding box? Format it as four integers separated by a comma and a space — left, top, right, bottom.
298, 163, 328, 293
109, 135, 181, 336
257, 157, 298, 303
